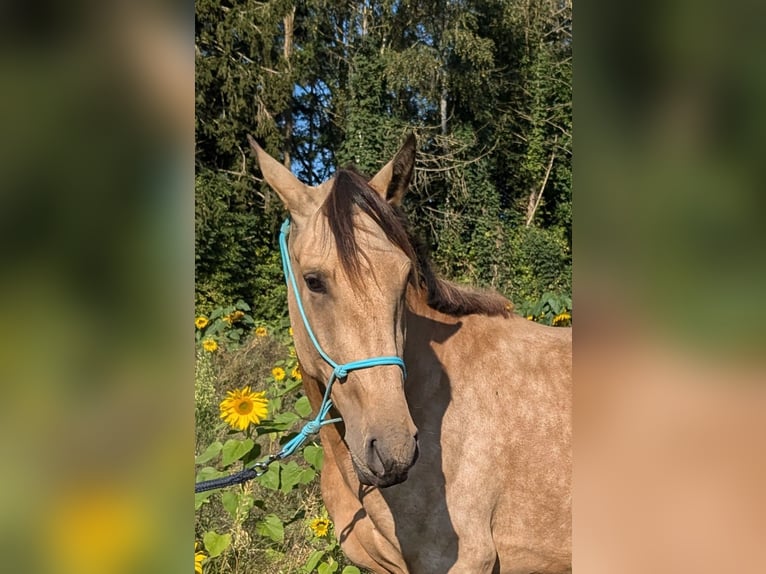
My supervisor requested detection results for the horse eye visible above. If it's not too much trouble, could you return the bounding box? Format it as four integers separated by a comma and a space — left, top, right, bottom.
303, 273, 327, 294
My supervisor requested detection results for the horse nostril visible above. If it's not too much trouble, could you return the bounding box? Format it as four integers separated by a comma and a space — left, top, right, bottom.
366, 438, 386, 477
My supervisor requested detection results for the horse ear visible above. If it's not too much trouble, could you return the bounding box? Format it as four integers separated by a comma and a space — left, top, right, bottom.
247, 135, 319, 219
369, 133, 416, 206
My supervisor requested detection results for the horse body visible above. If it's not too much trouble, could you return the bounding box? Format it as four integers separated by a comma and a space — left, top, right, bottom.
308, 295, 571, 574
249, 134, 571, 574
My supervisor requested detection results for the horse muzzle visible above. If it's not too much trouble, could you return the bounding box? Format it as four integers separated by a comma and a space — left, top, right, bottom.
351, 431, 419, 488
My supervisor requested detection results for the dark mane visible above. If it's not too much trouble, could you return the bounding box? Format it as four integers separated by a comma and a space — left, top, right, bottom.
323, 168, 512, 318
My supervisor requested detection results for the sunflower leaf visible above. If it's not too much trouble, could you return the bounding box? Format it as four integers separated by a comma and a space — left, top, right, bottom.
257, 462, 281, 491
222, 438, 255, 466
194, 491, 214, 510
195, 441, 223, 465
279, 461, 303, 493
221, 490, 238, 519
294, 396, 312, 418
203, 530, 231, 558
256, 514, 284, 543
299, 468, 316, 485
303, 550, 325, 572
303, 445, 324, 471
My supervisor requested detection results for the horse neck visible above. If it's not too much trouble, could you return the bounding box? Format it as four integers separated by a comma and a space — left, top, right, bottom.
402, 289, 460, 392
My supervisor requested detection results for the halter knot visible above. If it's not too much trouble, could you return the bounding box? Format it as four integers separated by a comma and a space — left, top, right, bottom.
333, 365, 349, 379
302, 420, 322, 435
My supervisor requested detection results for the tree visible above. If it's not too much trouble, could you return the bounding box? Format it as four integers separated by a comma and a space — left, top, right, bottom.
195, 0, 572, 317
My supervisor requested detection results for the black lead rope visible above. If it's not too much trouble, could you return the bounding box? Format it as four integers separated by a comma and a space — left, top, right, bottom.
195, 457, 278, 493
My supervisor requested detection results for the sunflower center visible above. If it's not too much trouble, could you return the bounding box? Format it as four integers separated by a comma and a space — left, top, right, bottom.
236, 400, 253, 415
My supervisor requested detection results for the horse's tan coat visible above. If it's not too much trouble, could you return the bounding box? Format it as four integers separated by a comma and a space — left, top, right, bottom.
250, 136, 571, 574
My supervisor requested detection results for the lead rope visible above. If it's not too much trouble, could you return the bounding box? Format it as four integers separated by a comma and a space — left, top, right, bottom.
195, 219, 406, 493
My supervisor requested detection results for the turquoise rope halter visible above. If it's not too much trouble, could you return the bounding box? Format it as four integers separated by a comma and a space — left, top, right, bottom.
276, 218, 407, 458
194, 218, 407, 493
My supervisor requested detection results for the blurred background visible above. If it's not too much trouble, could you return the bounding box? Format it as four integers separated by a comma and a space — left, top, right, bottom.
0, 1, 192, 572
576, 0, 766, 571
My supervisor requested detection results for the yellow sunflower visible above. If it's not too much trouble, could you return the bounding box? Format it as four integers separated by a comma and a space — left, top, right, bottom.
272, 367, 286, 381
288, 327, 294, 336
230, 310, 245, 322
202, 339, 218, 352
219, 386, 268, 431
195, 316, 209, 329
308, 517, 331, 537
254, 326, 267, 338
552, 311, 571, 326
195, 542, 206, 574
291, 365, 302, 380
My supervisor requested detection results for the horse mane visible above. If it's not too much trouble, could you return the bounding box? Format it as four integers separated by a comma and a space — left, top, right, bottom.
323, 168, 512, 318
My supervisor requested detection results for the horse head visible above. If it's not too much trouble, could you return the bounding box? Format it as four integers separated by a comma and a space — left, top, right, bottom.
249, 134, 419, 487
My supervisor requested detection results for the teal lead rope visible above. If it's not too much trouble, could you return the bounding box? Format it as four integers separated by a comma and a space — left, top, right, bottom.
195, 219, 406, 493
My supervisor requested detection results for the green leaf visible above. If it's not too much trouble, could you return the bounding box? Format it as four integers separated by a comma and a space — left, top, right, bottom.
221, 490, 238, 519
294, 395, 312, 417
303, 445, 324, 470
275, 411, 300, 427
317, 558, 339, 574
194, 490, 214, 510
195, 441, 223, 464
299, 468, 316, 485
273, 379, 303, 397
279, 461, 303, 493
241, 443, 262, 466
203, 530, 231, 558
221, 438, 254, 466
256, 513, 284, 543
257, 462, 280, 491
303, 550, 325, 573
265, 548, 285, 562
342, 567, 361, 574
209, 308, 224, 321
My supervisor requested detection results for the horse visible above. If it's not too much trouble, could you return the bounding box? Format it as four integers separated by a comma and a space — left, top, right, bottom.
248, 134, 571, 574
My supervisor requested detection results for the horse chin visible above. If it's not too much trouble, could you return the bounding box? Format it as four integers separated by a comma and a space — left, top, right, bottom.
354, 464, 410, 488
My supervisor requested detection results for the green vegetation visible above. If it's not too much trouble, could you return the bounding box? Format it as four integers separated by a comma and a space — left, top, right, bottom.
195, 1, 571, 571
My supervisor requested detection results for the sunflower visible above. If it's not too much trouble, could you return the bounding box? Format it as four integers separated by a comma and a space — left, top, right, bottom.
219, 386, 268, 431
271, 367, 286, 381
552, 311, 571, 326
308, 517, 331, 537
195, 316, 209, 330
291, 365, 302, 380
288, 327, 294, 336
202, 339, 218, 352
194, 542, 206, 574
254, 326, 267, 338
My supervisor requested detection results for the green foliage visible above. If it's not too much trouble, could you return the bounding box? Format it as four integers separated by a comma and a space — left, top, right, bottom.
517, 292, 573, 327
195, 322, 362, 573
196, 0, 571, 320
195, 169, 286, 319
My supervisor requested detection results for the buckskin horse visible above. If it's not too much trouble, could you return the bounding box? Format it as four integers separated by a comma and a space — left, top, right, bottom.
248, 134, 571, 574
